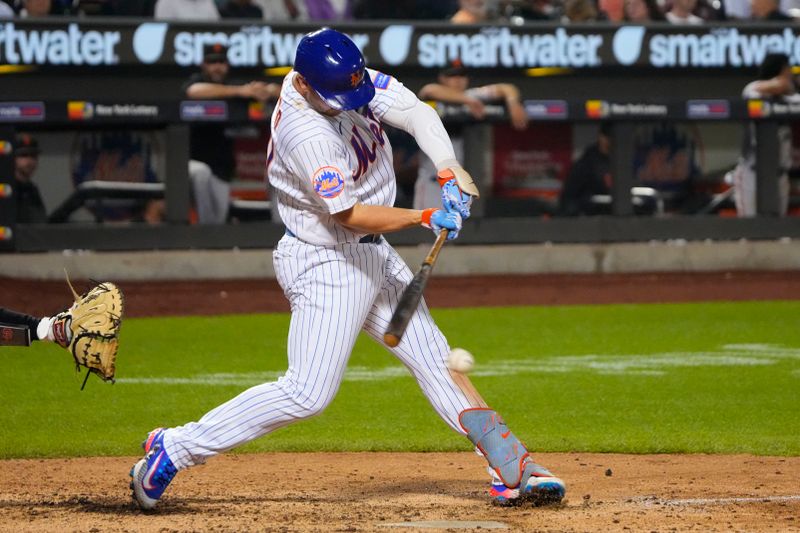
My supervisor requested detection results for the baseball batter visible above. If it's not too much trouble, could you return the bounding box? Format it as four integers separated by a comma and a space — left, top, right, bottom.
130, 28, 565, 510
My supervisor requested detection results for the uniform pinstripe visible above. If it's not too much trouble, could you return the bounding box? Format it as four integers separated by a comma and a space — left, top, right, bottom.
162, 70, 472, 469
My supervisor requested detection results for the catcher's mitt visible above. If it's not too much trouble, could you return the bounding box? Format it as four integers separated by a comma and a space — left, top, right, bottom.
53, 280, 124, 387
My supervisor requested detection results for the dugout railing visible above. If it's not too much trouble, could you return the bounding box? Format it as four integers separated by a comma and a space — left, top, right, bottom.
1, 97, 798, 252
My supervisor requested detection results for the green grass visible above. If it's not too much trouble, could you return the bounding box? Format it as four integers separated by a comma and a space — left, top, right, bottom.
1, 301, 799, 459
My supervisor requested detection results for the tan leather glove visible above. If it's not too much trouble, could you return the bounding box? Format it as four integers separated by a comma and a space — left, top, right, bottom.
53, 281, 124, 385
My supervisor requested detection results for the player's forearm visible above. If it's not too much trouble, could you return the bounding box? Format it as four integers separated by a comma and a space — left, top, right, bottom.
418, 84, 474, 106
186, 83, 245, 100
484, 83, 524, 112
753, 78, 794, 97
333, 203, 423, 234
493, 83, 521, 102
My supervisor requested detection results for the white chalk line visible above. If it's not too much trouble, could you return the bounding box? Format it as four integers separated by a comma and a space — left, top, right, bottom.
380, 520, 508, 530
116, 343, 800, 386
636, 495, 800, 507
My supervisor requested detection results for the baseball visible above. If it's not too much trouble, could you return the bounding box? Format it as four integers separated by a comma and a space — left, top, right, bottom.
447, 348, 475, 374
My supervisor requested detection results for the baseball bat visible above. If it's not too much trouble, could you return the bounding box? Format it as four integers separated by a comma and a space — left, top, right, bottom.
0, 325, 31, 347
383, 229, 449, 347
449, 368, 489, 408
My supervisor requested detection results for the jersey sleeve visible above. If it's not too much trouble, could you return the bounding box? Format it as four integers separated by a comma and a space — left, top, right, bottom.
287, 140, 357, 214
367, 68, 408, 120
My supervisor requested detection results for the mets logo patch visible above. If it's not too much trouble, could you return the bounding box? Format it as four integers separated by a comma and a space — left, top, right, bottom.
313, 166, 345, 199
373, 72, 391, 90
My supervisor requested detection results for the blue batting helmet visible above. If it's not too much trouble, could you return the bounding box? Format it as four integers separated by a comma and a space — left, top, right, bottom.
294, 28, 375, 111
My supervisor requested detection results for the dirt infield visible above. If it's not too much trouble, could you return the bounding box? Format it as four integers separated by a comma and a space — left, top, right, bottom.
2, 270, 800, 318
1, 452, 798, 532
2, 271, 800, 531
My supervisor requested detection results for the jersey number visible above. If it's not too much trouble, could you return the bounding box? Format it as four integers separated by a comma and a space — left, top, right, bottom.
350, 109, 385, 181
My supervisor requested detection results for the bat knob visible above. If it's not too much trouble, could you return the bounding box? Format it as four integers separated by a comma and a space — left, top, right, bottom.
384, 333, 400, 347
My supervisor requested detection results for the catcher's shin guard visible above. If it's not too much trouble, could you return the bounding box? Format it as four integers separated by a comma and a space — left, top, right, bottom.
459, 408, 530, 488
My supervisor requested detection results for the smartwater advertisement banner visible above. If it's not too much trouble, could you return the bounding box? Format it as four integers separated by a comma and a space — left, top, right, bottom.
0, 21, 799, 70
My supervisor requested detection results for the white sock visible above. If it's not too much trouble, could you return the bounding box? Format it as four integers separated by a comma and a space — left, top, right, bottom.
37, 316, 54, 342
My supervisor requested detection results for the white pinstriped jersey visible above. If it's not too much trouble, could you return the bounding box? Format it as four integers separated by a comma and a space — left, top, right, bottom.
268, 68, 405, 245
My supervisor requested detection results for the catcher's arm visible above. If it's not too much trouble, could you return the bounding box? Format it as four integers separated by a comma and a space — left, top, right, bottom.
0, 325, 31, 346
0, 306, 48, 345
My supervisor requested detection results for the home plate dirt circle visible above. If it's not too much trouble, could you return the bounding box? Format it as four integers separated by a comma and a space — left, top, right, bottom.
2, 452, 799, 532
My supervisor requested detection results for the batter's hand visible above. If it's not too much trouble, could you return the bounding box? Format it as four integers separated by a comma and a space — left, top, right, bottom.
421, 208, 461, 241
437, 167, 476, 219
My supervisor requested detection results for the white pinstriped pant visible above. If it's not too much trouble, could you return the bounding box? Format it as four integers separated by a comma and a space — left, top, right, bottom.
163, 235, 472, 469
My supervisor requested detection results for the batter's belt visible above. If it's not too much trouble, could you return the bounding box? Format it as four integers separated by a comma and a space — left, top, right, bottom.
285, 228, 382, 244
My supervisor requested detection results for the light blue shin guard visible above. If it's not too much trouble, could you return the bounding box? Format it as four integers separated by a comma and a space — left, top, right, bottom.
459, 408, 529, 488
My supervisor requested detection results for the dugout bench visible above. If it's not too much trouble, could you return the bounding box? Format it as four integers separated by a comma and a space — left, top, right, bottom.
47, 180, 271, 224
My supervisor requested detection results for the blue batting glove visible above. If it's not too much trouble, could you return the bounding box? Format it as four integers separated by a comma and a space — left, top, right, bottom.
440, 178, 473, 219
422, 208, 462, 241
437, 168, 476, 219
